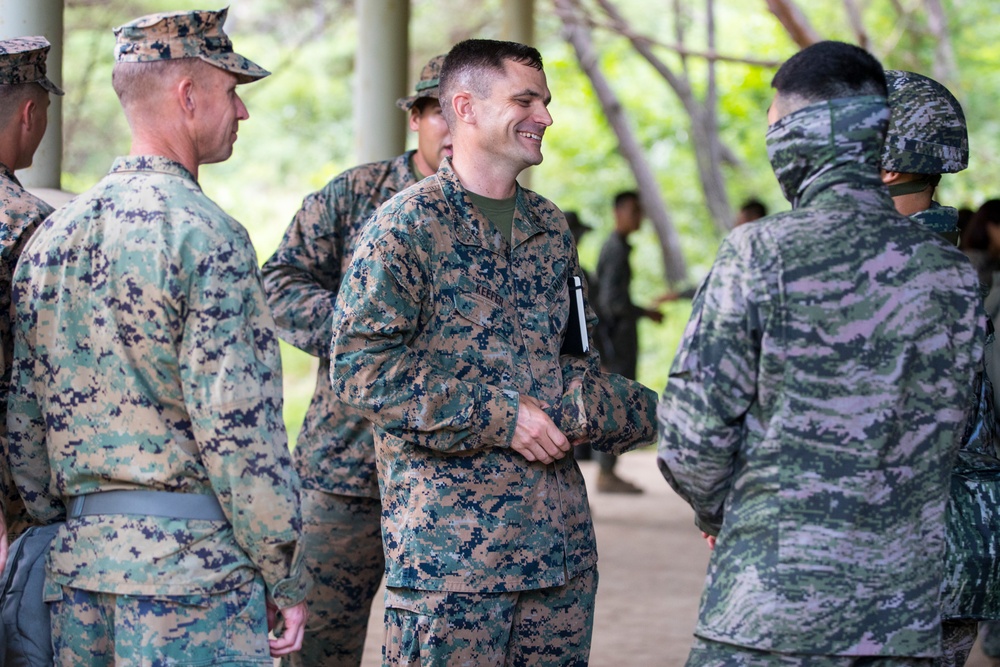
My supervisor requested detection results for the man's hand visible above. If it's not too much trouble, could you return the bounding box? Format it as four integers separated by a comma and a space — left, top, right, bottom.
701, 531, 716, 551
511, 395, 570, 465
0, 514, 8, 572
267, 599, 308, 657
644, 308, 665, 324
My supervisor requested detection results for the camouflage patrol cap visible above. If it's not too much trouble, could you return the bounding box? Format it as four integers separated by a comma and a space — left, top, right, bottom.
0, 36, 64, 95
396, 55, 445, 110
881, 70, 967, 174
113, 7, 269, 84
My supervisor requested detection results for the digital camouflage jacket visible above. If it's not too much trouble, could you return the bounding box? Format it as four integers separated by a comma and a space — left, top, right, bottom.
0, 163, 50, 531
332, 157, 656, 592
261, 151, 416, 499
8, 156, 307, 607
657, 97, 983, 657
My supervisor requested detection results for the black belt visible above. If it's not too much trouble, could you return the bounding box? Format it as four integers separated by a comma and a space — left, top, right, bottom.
67, 490, 227, 521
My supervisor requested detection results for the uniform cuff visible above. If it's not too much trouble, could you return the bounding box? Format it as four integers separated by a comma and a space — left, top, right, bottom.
474, 385, 518, 448
267, 570, 311, 610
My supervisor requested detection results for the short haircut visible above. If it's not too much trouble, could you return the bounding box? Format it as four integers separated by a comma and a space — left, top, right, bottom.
112, 58, 199, 110
771, 41, 886, 117
740, 198, 767, 220
614, 190, 639, 209
962, 199, 1000, 252
438, 39, 543, 128
410, 96, 442, 117
0, 82, 45, 128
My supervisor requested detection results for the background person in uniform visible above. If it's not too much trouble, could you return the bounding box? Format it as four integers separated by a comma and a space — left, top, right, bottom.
963, 201, 1000, 324
658, 41, 983, 666
880, 70, 967, 245
880, 67, 998, 667
331, 39, 656, 666
734, 197, 767, 226
0, 36, 62, 572
593, 190, 662, 494
7, 9, 308, 663
260, 53, 449, 667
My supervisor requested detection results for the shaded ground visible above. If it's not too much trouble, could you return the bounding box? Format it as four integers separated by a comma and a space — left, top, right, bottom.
358, 449, 997, 666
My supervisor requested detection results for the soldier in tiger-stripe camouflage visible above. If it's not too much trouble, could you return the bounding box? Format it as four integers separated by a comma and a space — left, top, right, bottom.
658, 41, 984, 666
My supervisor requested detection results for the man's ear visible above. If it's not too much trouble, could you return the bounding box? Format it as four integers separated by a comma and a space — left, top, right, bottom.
881, 169, 902, 185
452, 92, 474, 125
177, 77, 196, 115
408, 106, 421, 132
19, 97, 37, 132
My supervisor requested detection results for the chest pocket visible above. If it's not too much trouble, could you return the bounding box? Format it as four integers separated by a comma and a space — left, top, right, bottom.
440, 291, 516, 384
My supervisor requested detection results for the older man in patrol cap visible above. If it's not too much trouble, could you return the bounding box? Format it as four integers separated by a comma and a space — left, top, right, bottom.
7, 9, 308, 664
0, 36, 63, 572
261, 53, 449, 667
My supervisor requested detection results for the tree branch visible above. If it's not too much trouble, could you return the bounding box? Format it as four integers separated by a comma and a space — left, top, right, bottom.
765, 0, 822, 48
923, 0, 959, 86
593, 0, 737, 232
843, 0, 869, 50
554, 0, 689, 284
581, 11, 781, 68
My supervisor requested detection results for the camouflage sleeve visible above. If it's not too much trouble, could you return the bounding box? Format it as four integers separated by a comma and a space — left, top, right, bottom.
331, 224, 518, 453
260, 188, 345, 357
559, 370, 658, 454
7, 275, 64, 524
2, 204, 46, 521
181, 234, 307, 609
657, 236, 762, 535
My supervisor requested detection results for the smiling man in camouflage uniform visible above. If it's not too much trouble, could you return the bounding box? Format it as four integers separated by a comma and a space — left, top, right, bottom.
261, 54, 449, 667
332, 39, 656, 666
0, 36, 62, 571
658, 41, 983, 666
7, 9, 308, 664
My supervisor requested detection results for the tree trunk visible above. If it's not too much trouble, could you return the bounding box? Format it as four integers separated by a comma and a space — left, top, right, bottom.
554, 0, 689, 285
843, 0, 869, 50
923, 0, 959, 87
596, 0, 734, 233
765, 0, 821, 48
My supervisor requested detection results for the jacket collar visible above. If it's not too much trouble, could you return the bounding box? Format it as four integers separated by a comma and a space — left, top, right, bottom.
109, 155, 200, 187
0, 162, 20, 187
911, 201, 960, 244
766, 95, 889, 209
434, 157, 544, 254
387, 150, 418, 194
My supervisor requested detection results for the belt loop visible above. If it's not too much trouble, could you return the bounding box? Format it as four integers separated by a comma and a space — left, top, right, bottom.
68, 496, 85, 519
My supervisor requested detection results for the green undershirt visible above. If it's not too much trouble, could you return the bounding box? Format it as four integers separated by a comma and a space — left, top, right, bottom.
466, 190, 516, 244
410, 155, 427, 181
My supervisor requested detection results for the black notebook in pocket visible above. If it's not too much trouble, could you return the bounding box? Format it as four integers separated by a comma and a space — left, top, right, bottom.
561, 275, 590, 355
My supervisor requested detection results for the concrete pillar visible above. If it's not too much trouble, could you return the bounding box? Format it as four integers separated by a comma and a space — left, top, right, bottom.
354, 0, 408, 164
0, 0, 64, 190
502, 0, 535, 46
